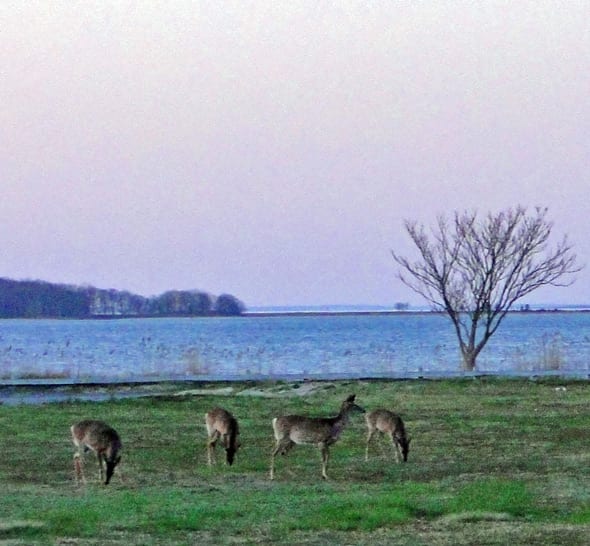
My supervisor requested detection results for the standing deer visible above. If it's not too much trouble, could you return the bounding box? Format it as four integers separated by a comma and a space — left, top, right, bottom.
365, 409, 411, 462
205, 407, 240, 466
270, 394, 365, 480
71, 420, 122, 485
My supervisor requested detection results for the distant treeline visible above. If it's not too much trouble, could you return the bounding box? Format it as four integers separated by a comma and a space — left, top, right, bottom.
0, 278, 245, 319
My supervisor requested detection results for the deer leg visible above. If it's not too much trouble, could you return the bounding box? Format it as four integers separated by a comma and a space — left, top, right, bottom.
365, 429, 376, 461
207, 431, 220, 466
97, 452, 105, 482
390, 434, 400, 463
270, 443, 280, 480
320, 444, 330, 480
270, 438, 293, 480
73, 452, 85, 485
279, 439, 294, 456
221, 433, 232, 465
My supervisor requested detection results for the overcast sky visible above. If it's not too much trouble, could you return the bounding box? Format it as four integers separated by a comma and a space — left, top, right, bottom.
2, 1, 589, 308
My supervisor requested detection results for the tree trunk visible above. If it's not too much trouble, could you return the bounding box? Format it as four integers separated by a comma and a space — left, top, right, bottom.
461, 348, 477, 371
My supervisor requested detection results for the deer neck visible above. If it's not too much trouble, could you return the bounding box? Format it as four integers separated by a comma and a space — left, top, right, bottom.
329, 410, 351, 438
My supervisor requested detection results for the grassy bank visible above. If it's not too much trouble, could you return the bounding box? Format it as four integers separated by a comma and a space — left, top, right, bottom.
0, 378, 589, 544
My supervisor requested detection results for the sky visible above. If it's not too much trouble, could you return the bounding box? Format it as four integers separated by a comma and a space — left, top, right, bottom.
2, 1, 589, 308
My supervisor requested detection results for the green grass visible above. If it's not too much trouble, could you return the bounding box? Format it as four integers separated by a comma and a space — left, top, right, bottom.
0, 378, 589, 544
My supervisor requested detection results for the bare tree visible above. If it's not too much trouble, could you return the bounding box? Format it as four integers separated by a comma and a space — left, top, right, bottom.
392, 206, 581, 370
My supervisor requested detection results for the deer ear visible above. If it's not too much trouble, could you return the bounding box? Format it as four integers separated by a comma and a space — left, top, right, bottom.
346, 394, 356, 402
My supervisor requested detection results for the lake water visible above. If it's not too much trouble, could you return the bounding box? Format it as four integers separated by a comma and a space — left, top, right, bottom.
1, 312, 590, 384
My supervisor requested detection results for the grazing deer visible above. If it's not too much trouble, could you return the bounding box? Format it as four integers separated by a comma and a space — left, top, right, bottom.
270, 394, 365, 480
71, 420, 122, 485
365, 409, 411, 462
205, 407, 240, 466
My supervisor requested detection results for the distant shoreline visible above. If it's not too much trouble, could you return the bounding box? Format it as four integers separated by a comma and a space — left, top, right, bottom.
243, 307, 590, 318
0, 307, 589, 320
243, 310, 415, 317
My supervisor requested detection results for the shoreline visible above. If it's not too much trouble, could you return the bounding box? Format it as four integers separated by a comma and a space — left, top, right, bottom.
2, 370, 589, 406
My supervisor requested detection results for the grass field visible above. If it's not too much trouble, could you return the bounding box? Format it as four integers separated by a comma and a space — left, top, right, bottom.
0, 378, 589, 545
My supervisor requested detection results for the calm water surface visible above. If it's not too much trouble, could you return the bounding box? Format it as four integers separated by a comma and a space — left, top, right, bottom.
1, 312, 590, 382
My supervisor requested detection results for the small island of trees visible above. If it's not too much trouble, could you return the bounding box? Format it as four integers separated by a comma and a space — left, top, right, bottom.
0, 278, 245, 319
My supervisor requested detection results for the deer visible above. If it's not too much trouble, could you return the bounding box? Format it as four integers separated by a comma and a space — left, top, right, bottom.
269, 394, 365, 480
205, 407, 241, 466
364, 409, 411, 463
71, 420, 122, 485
